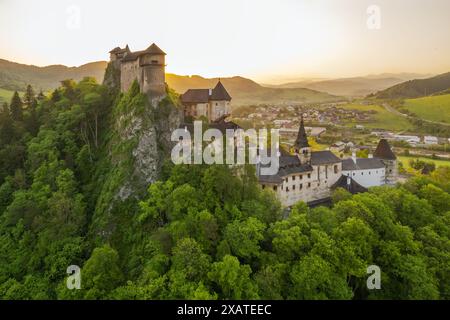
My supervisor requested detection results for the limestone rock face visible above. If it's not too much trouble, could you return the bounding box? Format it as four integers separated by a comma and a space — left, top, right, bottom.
89, 90, 183, 241
114, 97, 183, 201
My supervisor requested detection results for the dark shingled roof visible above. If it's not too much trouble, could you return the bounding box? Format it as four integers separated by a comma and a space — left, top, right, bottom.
181, 89, 210, 103
311, 151, 341, 165
332, 175, 367, 194
259, 155, 313, 184
109, 45, 129, 54
121, 43, 166, 62
210, 81, 232, 101
374, 139, 396, 160
181, 81, 232, 104
294, 117, 310, 149
145, 43, 166, 55
342, 158, 385, 171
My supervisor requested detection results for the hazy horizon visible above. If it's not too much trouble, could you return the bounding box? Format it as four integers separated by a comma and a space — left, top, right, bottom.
1, 0, 450, 83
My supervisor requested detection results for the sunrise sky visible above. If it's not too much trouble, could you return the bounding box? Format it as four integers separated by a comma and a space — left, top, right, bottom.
1, 0, 449, 83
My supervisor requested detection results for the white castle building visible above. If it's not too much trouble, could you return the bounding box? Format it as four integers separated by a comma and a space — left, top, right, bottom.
258, 118, 398, 207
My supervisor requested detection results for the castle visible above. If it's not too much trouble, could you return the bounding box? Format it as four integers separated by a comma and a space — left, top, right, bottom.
108, 44, 232, 123
258, 118, 398, 207
108, 43, 167, 101
180, 80, 232, 123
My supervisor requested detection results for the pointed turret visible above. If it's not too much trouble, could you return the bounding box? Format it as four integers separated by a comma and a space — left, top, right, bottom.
374, 139, 397, 185
293, 116, 311, 164
294, 116, 310, 149
373, 139, 396, 160
210, 80, 232, 101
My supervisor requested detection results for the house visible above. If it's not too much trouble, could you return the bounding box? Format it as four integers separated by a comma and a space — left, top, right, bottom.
257, 119, 398, 207
424, 136, 438, 145
342, 153, 386, 188
258, 117, 343, 207
180, 80, 232, 123
330, 141, 346, 153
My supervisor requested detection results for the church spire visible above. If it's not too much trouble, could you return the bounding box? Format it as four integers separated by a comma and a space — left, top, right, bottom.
294, 115, 310, 149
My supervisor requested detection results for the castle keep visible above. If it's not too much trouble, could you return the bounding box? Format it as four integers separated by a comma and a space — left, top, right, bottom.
109, 43, 166, 100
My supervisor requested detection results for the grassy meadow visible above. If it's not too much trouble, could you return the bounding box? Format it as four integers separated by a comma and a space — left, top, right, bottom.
403, 94, 450, 124
398, 155, 450, 170
339, 103, 412, 131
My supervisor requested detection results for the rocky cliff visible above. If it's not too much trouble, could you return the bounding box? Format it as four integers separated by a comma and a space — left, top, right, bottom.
89, 81, 183, 243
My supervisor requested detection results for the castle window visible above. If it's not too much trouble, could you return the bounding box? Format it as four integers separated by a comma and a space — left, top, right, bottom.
390, 169, 392, 173
286, 187, 289, 192
353, 173, 355, 176
308, 182, 311, 188
262, 185, 265, 189
334, 165, 338, 174
300, 184, 303, 190
307, 174, 311, 179
292, 176, 296, 181
300, 175, 303, 180
293, 185, 296, 190
273, 186, 277, 191
361, 172, 364, 175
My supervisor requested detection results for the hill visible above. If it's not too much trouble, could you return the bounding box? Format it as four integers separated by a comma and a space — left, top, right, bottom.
265, 73, 431, 97
166, 74, 342, 106
373, 72, 450, 99
0, 59, 340, 106
403, 94, 450, 124
0, 58, 107, 92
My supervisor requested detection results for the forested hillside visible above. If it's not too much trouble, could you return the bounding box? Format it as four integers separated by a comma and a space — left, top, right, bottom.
0, 59, 107, 92
0, 79, 449, 299
373, 72, 450, 99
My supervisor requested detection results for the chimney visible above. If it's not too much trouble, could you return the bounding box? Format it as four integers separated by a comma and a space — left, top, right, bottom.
351, 151, 357, 164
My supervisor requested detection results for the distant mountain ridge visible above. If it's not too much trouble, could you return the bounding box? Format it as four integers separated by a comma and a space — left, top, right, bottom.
166, 74, 341, 105
0, 59, 108, 92
373, 72, 450, 99
0, 58, 341, 106
266, 73, 432, 97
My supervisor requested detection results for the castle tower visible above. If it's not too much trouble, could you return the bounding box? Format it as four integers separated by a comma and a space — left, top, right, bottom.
373, 139, 398, 185
139, 43, 166, 99
293, 116, 311, 164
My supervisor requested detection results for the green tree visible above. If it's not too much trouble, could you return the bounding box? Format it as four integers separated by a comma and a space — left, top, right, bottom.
10, 91, 23, 121
208, 255, 258, 299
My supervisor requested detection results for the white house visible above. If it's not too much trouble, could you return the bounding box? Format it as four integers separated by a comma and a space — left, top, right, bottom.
424, 136, 438, 145
394, 135, 420, 145
342, 153, 385, 188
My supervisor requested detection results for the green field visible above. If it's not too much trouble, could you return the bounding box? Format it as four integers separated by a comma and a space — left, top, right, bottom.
0, 88, 16, 104
403, 94, 450, 123
398, 155, 450, 170
340, 103, 412, 131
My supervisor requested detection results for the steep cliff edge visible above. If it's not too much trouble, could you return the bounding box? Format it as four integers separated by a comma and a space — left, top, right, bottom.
89, 81, 183, 243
